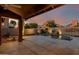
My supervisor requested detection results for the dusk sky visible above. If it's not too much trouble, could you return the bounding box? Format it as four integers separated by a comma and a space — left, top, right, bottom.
26, 4, 79, 26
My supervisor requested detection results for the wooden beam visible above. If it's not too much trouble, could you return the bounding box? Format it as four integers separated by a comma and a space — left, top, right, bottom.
0, 4, 23, 17
0, 16, 2, 45
18, 18, 23, 42
0, 6, 21, 19
25, 4, 64, 19
0, 12, 21, 19
25, 7, 52, 19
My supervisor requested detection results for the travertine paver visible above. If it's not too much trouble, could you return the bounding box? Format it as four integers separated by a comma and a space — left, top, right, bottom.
0, 35, 79, 55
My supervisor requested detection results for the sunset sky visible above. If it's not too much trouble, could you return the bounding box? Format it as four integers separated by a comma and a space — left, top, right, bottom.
26, 4, 79, 26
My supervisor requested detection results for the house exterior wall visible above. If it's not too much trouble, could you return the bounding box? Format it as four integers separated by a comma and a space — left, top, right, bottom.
1, 18, 19, 36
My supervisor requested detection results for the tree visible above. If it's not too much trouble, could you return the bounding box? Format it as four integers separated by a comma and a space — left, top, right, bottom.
10, 20, 16, 26
9, 20, 16, 28
45, 20, 57, 27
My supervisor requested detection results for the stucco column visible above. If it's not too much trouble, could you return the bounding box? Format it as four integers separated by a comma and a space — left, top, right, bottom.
18, 19, 23, 42
0, 16, 2, 45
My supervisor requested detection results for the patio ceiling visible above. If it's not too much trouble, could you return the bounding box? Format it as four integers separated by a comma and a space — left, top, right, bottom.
0, 4, 64, 19
0, 5, 21, 19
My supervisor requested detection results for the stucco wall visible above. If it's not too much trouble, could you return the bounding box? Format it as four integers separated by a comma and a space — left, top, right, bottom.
1, 18, 19, 36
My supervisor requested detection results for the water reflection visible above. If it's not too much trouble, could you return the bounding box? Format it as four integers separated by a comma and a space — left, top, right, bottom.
58, 35, 62, 39
51, 34, 72, 41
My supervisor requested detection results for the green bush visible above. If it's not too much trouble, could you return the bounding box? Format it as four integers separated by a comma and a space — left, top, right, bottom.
24, 23, 38, 29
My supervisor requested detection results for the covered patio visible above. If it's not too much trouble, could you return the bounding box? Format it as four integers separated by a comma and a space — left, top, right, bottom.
0, 4, 63, 45
1, 4, 75, 55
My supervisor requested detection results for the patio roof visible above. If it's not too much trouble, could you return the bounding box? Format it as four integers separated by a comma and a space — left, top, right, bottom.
0, 4, 64, 19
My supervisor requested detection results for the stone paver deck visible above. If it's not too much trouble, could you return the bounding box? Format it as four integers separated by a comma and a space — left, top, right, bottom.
0, 35, 79, 55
